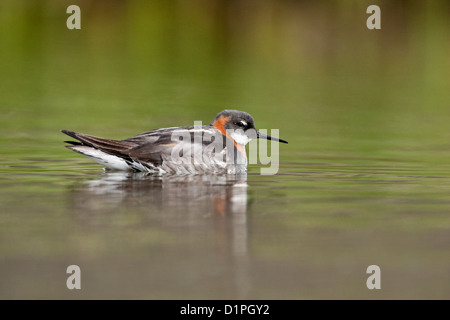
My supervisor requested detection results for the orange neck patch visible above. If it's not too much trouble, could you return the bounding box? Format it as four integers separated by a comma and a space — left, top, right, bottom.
212, 115, 230, 136
212, 115, 246, 158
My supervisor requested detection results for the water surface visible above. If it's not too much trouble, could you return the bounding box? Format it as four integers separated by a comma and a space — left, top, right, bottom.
1, 155, 449, 299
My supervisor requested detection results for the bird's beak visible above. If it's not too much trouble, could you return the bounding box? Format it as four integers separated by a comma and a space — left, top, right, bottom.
257, 131, 288, 144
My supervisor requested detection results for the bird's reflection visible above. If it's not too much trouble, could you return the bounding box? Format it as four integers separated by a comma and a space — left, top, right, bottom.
70, 171, 251, 297
70, 171, 249, 256
74, 171, 247, 212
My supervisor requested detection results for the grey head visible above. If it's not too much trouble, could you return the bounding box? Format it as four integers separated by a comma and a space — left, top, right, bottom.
210, 109, 288, 145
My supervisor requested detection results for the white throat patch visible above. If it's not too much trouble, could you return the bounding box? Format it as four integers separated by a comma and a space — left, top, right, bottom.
230, 131, 251, 146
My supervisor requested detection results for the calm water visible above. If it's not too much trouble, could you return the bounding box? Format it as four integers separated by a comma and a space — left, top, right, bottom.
1, 155, 450, 299
0, 1, 449, 299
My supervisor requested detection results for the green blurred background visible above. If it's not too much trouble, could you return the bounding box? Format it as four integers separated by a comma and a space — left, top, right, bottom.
0, 0, 448, 154
0, 0, 449, 299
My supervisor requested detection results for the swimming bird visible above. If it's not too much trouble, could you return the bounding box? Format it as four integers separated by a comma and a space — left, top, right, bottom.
61, 110, 287, 174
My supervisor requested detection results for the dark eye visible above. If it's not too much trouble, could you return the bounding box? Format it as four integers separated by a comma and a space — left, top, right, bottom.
235, 121, 246, 127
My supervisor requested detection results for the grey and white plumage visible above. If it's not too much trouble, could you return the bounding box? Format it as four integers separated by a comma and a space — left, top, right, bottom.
62, 110, 288, 174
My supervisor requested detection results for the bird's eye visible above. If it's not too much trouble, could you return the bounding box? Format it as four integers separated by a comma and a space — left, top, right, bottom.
235, 121, 246, 127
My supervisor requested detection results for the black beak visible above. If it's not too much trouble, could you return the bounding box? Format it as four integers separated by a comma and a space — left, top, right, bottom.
257, 131, 288, 144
